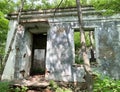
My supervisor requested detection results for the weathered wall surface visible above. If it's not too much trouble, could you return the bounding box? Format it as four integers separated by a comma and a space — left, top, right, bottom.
3, 7, 120, 81
47, 14, 120, 80
2, 20, 17, 80
45, 24, 74, 81
2, 23, 32, 80
14, 29, 32, 79
96, 22, 120, 79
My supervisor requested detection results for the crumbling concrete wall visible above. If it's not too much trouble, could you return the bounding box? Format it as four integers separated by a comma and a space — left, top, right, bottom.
2, 20, 17, 80
2, 7, 120, 81
2, 22, 32, 80
45, 24, 75, 81
46, 14, 120, 80
14, 29, 32, 79
96, 22, 120, 80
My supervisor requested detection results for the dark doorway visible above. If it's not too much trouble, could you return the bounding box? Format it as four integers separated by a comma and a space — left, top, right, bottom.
30, 33, 47, 75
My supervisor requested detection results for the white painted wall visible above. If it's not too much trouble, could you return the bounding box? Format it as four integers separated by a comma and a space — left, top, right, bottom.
2, 20, 17, 80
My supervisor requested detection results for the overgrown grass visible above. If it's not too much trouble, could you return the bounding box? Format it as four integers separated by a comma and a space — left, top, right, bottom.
0, 81, 28, 92
0, 81, 10, 92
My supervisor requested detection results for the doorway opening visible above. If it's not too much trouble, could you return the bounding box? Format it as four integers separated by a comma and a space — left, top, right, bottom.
74, 28, 96, 65
30, 33, 47, 75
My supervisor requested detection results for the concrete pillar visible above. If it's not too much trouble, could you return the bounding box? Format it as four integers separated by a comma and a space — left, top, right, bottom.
45, 24, 74, 82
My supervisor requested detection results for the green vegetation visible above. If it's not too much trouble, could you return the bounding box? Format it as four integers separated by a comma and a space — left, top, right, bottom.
91, 0, 120, 15
0, 81, 10, 92
74, 31, 91, 64
94, 73, 120, 92
0, 81, 28, 92
75, 55, 84, 64
49, 80, 72, 92
19, 0, 89, 10
14, 86, 28, 92
74, 32, 81, 51
74, 31, 91, 51
0, 0, 15, 72
0, 76, 120, 92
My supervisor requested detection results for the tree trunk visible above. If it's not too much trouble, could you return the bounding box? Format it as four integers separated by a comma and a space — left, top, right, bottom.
0, 56, 2, 72
89, 31, 96, 62
76, 0, 93, 92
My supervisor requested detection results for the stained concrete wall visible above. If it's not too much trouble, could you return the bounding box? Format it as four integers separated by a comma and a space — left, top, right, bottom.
2, 22, 32, 80
46, 15, 120, 80
2, 7, 120, 81
45, 24, 75, 81
96, 22, 120, 80
2, 20, 17, 80
14, 29, 32, 79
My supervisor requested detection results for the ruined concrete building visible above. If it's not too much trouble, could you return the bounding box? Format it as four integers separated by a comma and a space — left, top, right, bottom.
2, 6, 120, 81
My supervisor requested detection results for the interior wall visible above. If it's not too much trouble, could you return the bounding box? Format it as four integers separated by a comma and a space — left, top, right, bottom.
32, 49, 45, 75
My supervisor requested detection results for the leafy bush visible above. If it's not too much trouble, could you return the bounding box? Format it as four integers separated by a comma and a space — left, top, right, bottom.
0, 81, 10, 92
49, 80, 72, 92
0, 81, 28, 92
75, 55, 83, 64
74, 32, 81, 52
94, 73, 120, 92
13, 86, 28, 92
49, 80, 58, 89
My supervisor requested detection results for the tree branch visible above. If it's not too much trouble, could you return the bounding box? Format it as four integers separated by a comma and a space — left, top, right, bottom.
53, 0, 64, 23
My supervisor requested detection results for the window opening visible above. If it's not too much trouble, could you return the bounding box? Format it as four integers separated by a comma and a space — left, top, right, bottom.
74, 29, 96, 65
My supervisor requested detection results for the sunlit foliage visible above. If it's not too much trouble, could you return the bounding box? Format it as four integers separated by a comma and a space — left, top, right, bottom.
91, 0, 120, 14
